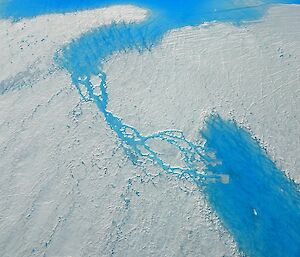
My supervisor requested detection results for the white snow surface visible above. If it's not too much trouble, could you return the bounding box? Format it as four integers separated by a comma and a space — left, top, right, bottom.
0, 5, 147, 90
107, 4, 300, 182
0, 4, 299, 257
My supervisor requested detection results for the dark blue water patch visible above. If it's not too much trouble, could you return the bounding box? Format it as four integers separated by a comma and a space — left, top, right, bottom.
201, 114, 300, 257
1, 0, 300, 26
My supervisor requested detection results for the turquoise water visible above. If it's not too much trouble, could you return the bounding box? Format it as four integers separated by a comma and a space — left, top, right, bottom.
1, 0, 300, 256
1, 0, 300, 24
202, 115, 300, 257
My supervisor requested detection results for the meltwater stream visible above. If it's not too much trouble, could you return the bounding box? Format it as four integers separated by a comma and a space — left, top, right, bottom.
1, 0, 300, 256
57, 18, 300, 257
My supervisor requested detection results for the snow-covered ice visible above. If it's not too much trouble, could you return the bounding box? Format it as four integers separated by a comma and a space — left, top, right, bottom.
0, 3, 299, 257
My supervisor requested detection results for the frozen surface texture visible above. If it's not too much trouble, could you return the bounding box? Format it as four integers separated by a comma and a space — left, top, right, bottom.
0, 2, 300, 257
107, 5, 300, 181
